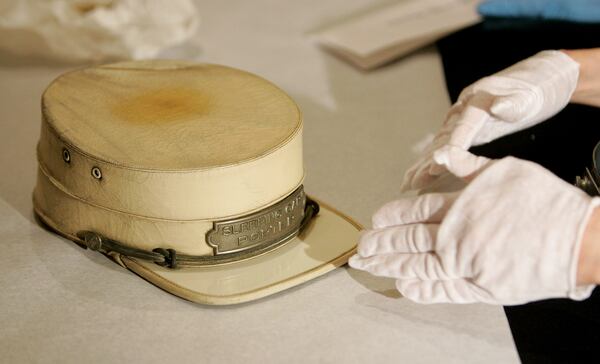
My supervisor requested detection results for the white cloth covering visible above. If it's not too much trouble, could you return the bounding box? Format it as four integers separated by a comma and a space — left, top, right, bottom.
0, 0, 199, 62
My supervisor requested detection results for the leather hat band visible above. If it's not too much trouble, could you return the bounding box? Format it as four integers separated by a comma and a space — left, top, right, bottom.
76, 186, 319, 268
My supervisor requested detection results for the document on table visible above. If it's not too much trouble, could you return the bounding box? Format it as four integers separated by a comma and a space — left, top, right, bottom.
313, 0, 481, 70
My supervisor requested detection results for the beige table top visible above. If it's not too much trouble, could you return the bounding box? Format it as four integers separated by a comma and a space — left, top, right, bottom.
0, 1, 519, 363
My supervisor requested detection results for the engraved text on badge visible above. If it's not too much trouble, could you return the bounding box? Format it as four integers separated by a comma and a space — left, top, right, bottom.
206, 186, 306, 255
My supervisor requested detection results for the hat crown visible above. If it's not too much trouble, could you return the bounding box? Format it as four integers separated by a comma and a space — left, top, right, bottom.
42, 61, 302, 170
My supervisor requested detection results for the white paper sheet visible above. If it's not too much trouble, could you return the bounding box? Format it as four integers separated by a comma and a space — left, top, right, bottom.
314, 0, 481, 69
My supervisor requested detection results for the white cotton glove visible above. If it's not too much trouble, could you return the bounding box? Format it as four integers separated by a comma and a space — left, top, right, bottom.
351, 149, 599, 305
401, 50, 580, 192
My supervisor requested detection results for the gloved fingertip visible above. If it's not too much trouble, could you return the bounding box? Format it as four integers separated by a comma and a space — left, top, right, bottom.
433, 146, 491, 179
489, 98, 509, 114
347, 254, 362, 268
428, 156, 449, 176
433, 145, 466, 170
432, 148, 449, 167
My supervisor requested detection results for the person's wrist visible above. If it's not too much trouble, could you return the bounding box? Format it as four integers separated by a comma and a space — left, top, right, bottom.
577, 206, 600, 285
562, 48, 600, 107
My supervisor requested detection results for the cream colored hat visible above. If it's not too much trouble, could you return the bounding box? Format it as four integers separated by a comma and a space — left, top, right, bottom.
33, 60, 360, 305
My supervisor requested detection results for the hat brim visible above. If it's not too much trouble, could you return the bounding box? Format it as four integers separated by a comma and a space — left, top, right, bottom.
120, 199, 360, 305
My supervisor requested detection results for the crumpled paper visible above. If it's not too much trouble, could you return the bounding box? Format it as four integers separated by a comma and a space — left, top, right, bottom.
0, 0, 199, 62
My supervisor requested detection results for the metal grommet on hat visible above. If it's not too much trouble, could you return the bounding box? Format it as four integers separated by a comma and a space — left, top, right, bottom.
62, 148, 71, 164
33, 60, 360, 305
91, 167, 102, 180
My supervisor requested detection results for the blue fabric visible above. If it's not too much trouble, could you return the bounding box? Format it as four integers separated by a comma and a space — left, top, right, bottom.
478, 0, 600, 23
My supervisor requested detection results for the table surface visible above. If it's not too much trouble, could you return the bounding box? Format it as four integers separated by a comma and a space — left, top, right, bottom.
0, 1, 519, 363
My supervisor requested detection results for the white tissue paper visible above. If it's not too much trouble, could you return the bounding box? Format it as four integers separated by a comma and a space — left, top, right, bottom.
0, 0, 199, 62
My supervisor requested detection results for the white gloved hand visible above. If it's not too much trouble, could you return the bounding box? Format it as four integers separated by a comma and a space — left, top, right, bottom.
351, 149, 599, 305
401, 50, 580, 192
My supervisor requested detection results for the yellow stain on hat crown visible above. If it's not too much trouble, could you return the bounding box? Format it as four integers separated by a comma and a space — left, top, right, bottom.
113, 87, 211, 124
